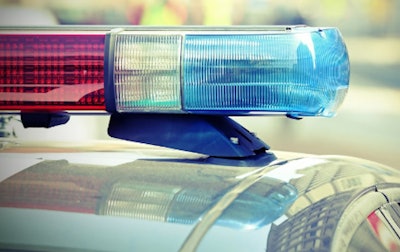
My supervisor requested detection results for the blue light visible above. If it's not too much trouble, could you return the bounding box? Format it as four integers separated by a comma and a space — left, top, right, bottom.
182, 28, 349, 117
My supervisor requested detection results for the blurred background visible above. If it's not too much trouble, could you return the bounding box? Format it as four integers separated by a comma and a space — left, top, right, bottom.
0, 0, 399, 168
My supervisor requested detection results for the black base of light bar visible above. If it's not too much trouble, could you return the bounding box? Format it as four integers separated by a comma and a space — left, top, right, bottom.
108, 113, 272, 163
21, 111, 70, 128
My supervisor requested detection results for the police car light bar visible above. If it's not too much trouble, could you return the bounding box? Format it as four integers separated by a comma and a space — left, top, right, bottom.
0, 26, 350, 160
0, 26, 350, 117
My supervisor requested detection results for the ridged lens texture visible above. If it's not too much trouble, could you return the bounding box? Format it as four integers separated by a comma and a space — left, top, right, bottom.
100, 182, 180, 222
114, 35, 182, 112
183, 29, 349, 117
0, 34, 105, 110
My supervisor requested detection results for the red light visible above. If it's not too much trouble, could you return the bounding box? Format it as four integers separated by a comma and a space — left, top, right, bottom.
0, 33, 105, 110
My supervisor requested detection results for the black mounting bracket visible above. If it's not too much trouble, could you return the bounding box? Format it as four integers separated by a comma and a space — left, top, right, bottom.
108, 113, 273, 164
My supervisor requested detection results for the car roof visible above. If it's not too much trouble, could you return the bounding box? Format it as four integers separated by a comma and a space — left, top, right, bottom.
1, 140, 400, 251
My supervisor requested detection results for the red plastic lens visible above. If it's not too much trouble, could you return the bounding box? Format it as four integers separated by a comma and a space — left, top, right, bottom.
0, 33, 105, 110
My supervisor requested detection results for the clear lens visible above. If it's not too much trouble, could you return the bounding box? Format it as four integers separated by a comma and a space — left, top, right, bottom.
113, 34, 182, 112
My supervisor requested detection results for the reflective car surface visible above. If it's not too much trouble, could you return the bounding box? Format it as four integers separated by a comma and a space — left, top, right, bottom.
1, 140, 399, 251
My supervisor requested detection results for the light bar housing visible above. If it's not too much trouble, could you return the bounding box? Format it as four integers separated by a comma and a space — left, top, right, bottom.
0, 26, 350, 117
